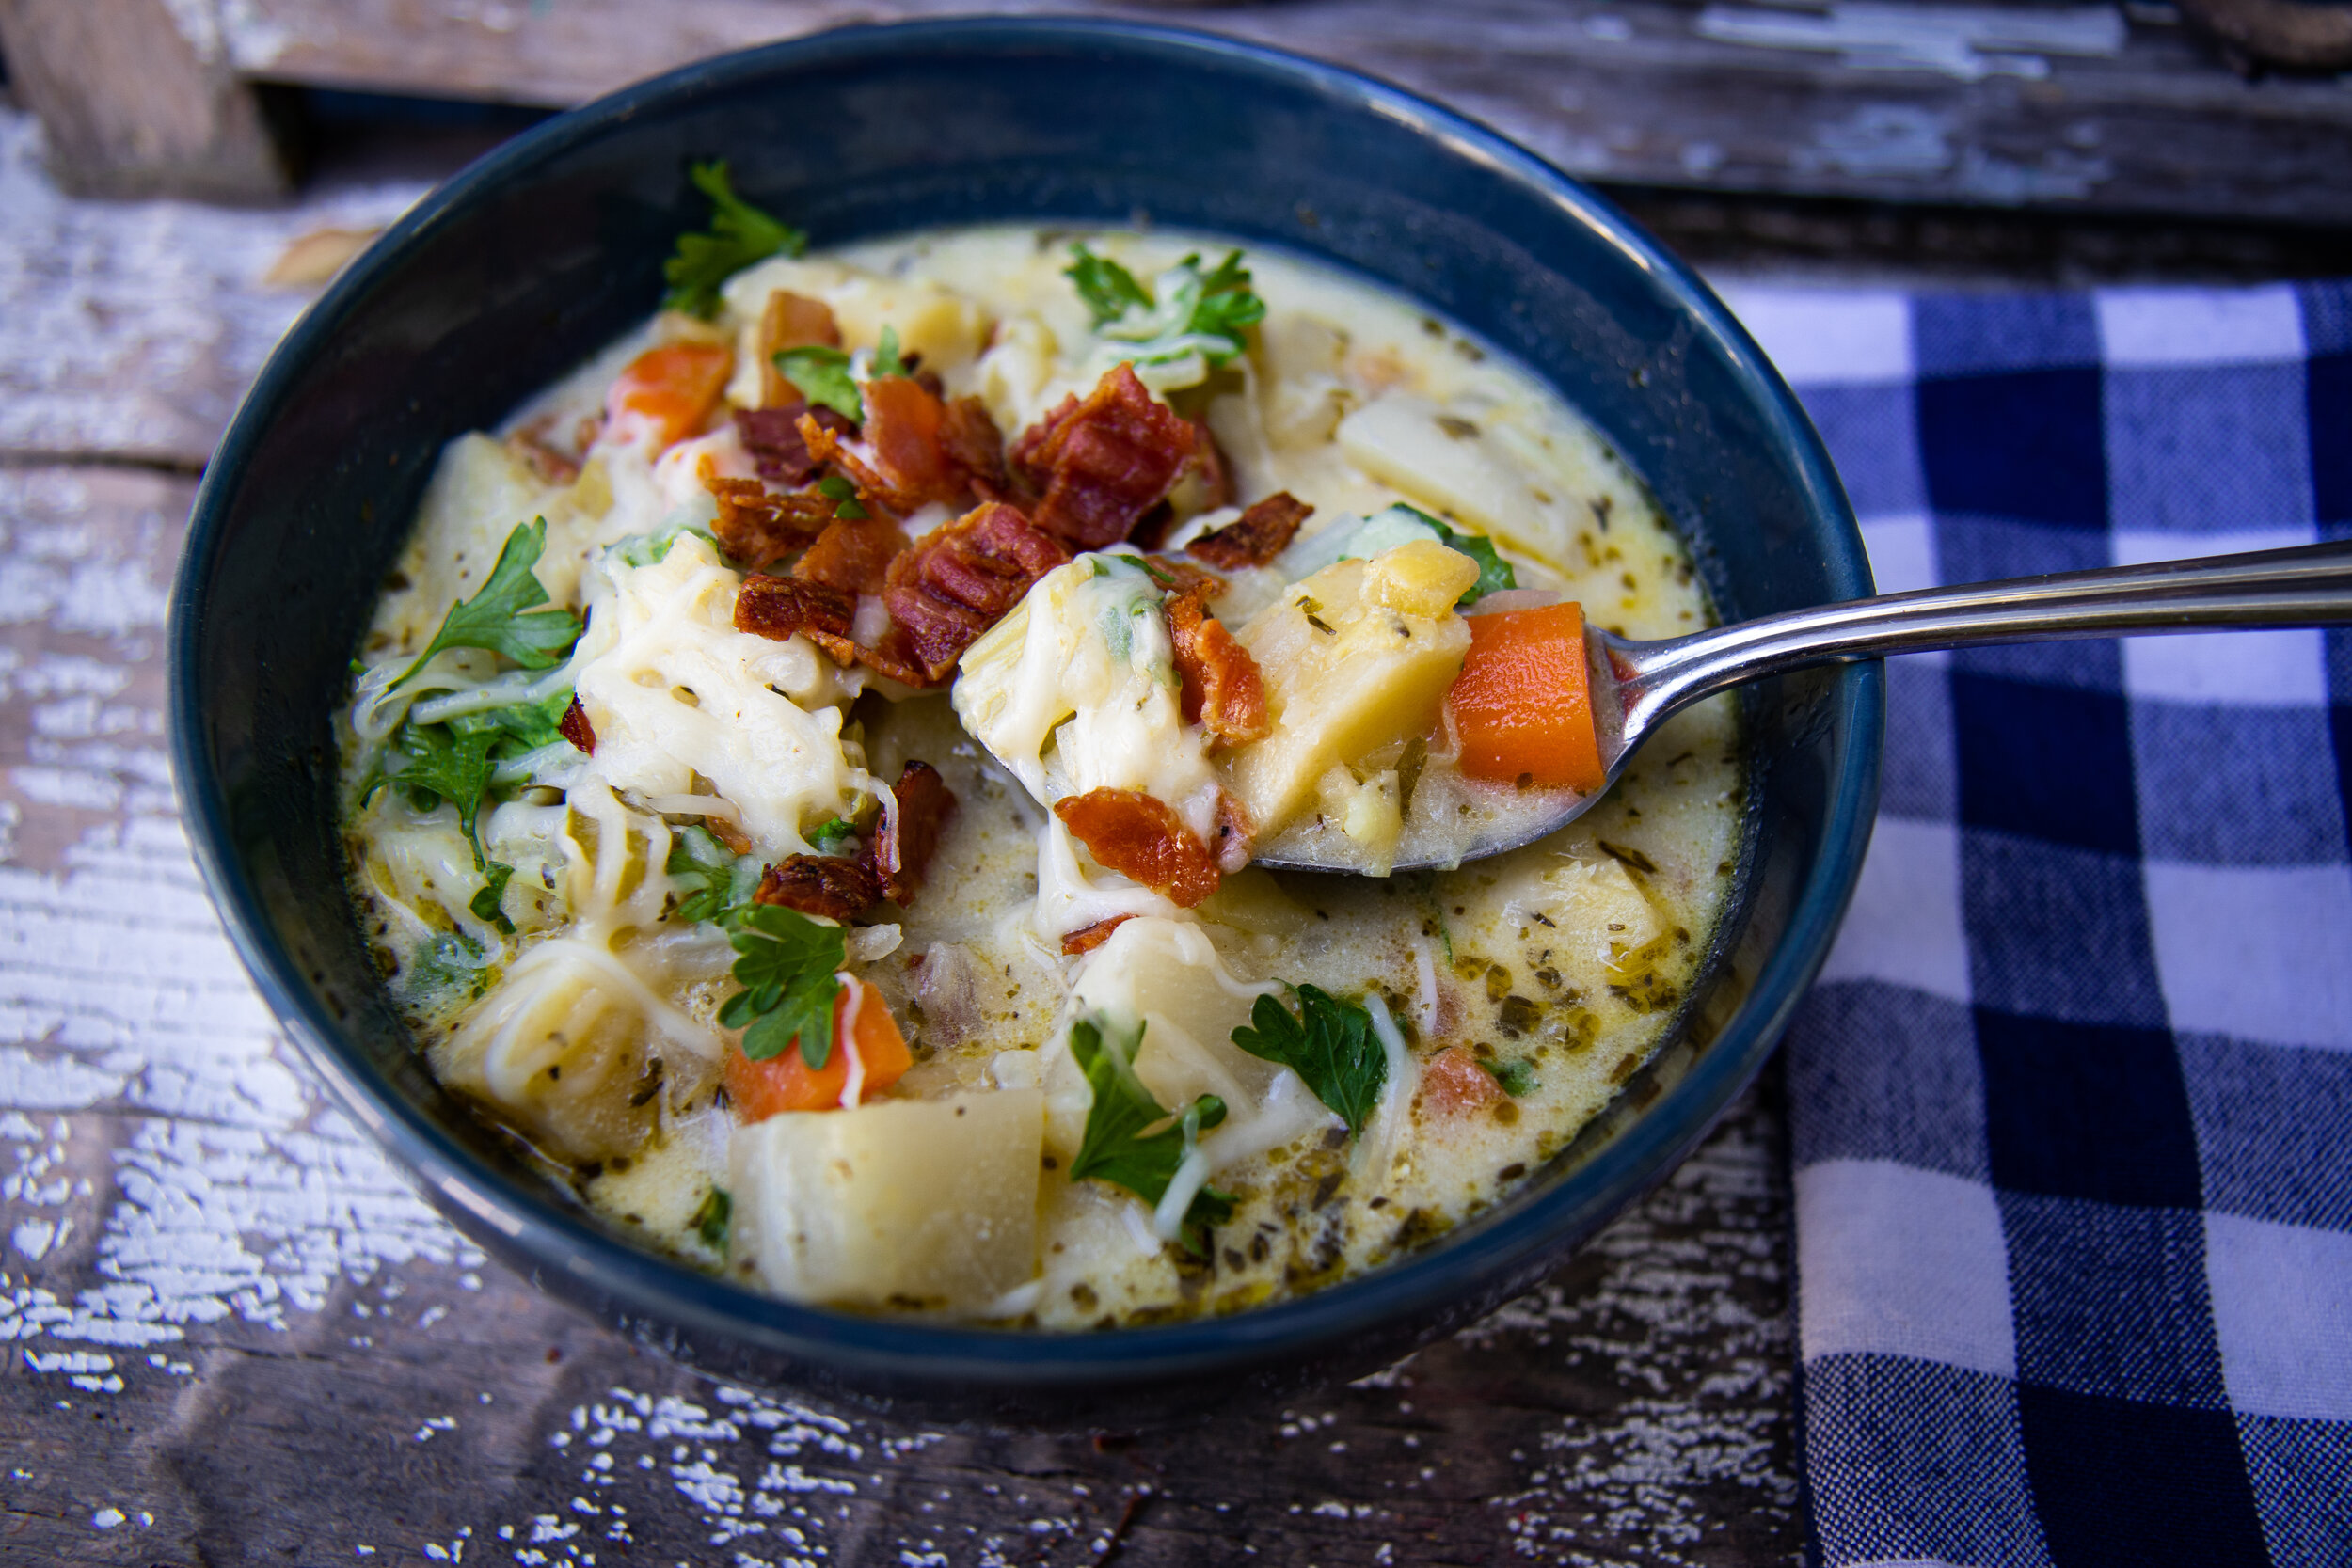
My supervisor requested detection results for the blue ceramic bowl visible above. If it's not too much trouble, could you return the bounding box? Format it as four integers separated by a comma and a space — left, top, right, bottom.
169, 19, 1880, 1426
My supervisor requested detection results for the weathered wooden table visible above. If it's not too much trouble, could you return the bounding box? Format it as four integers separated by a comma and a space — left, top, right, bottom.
0, 96, 1808, 1565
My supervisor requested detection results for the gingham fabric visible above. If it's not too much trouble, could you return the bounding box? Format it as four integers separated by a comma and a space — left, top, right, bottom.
1721, 280, 2352, 1567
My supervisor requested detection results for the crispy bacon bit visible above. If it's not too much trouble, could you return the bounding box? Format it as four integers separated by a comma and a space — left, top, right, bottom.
505, 418, 580, 485
941, 396, 1012, 501
703, 815, 754, 856
794, 513, 908, 598
867, 761, 955, 905
1186, 419, 1234, 514
1166, 593, 1270, 746
707, 475, 833, 570
1143, 554, 1224, 601
1421, 1046, 1505, 1117
1009, 363, 1198, 547
559, 696, 596, 754
1060, 915, 1136, 957
1187, 491, 1312, 570
862, 376, 961, 513
758, 291, 842, 408
755, 855, 882, 921
735, 574, 856, 643
736, 404, 854, 487
1053, 788, 1221, 908
883, 501, 1072, 680
834, 625, 944, 689
1213, 792, 1255, 875
797, 381, 1006, 518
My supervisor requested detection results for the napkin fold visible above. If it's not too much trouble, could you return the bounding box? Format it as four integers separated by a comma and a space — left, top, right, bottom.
1724, 279, 2352, 1568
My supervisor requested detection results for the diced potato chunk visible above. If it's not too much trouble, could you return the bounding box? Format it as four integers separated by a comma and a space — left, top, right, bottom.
728, 1090, 1043, 1309
1040, 917, 1332, 1177
1492, 847, 1665, 989
1317, 765, 1403, 874
432, 940, 719, 1165
1222, 552, 1471, 837
955, 555, 1220, 840
1363, 536, 1479, 619
1336, 393, 1571, 562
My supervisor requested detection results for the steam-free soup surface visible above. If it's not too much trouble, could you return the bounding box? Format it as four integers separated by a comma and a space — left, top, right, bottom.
339, 221, 1740, 1326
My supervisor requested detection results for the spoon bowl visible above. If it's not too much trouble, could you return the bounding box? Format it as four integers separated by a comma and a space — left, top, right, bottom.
1258, 535, 2352, 876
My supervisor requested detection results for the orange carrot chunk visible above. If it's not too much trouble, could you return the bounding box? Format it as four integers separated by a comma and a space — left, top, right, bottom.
1446, 601, 1607, 793
722, 977, 912, 1121
605, 340, 735, 450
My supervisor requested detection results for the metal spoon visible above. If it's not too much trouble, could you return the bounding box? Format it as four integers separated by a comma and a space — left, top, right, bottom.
1255, 537, 2352, 875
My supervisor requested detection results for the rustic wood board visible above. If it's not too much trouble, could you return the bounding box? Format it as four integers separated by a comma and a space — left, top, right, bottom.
0, 111, 1802, 1564
219, 0, 2352, 225
0, 111, 425, 472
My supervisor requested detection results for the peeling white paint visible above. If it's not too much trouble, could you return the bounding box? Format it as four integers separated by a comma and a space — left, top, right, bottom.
0, 111, 423, 465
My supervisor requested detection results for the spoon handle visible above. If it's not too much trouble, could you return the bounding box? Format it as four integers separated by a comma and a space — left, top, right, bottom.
1615, 536, 2352, 733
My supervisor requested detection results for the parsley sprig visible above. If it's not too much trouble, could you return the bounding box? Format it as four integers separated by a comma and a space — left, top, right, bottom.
389, 519, 584, 690
775, 345, 863, 422
666, 824, 761, 927
385, 692, 567, 887
773, 323, 913, 425
392, 715, 501, 863
1067, 1014, 1233, 1257
1230, 984, 1389, 1137
719, 904, 847, 1069
662, 159, 807, 320
1066, 245, 1266, 389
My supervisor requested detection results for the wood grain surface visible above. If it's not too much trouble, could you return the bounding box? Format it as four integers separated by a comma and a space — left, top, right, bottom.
0, 103, 1803, 1564
215, 0, 2352, 224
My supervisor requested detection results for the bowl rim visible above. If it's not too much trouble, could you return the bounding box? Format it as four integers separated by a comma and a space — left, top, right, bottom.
168, 14, 1883, 1391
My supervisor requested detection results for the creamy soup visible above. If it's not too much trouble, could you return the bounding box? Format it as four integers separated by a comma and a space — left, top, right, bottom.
339, 194, 1740, 1328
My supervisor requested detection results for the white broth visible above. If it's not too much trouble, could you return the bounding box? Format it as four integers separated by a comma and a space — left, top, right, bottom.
338, 221, 1740, 1327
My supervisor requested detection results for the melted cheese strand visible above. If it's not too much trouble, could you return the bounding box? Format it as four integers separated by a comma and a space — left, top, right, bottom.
835, 972, 866, 1110
1354, 993, 1419, 1191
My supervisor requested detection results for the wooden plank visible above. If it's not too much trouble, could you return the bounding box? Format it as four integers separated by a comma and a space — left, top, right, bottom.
0, 108, 425, 470
216, 0, 2352, 225
0, 0, 294, 200
0, 458, 1799, 1562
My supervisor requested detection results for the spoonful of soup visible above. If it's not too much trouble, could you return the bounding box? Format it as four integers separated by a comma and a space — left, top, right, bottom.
1252, 535, 2352, 874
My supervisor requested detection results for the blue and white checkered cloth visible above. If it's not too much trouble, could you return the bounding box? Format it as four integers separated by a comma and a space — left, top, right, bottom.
1721, 279, 2352, 1566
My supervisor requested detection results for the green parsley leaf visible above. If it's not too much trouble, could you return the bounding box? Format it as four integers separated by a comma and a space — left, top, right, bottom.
1230, 985, 1388, 1137
815, 472, 868, 521
775, 345, 863, 422
1065, 245, 1153, 326
666, 823, 760, 927
482, 687, 574, 755
394, 718, 501, 869
1066, 245, 1266, 389
661, 159, 807, 320
1066, 1014, 1234, 1257
870, 325, 909, 380
805, 817, 860, 854
1382, 503, 1518, 605
692, 1186, 732, 1250
1186, 249, 1268, 355
1482, 1057, 1539, 1097
410, 931, 491, 1002
469, 860, 516, 932
719, 904, 846, 1069
391, 519, 584, 689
